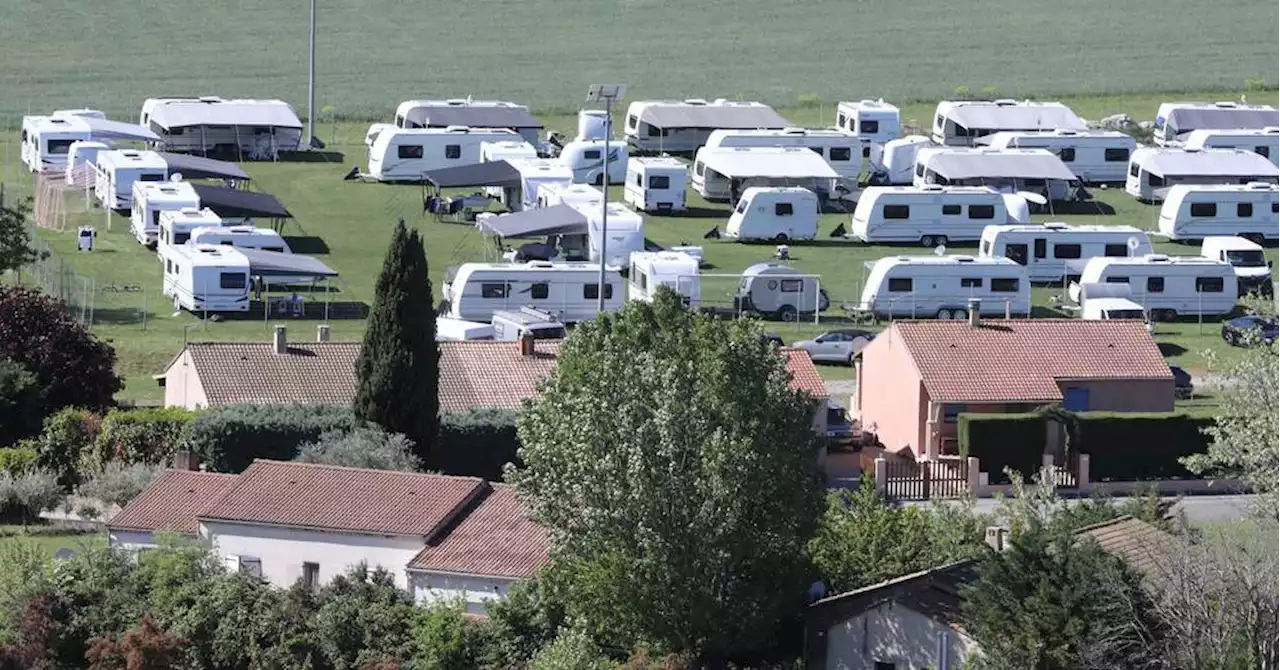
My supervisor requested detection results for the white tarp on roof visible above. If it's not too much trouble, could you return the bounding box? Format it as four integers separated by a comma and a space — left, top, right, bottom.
1145, 149, 1279, 177
947, 105, 1087, 132
1166, 107, 1278, 131
927, 149, 1077, 181
640, 105, 790, 130
699, 148, 838, 179
149, 101, 303, 130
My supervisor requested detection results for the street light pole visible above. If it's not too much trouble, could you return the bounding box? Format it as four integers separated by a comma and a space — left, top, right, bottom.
306, 0, 317, 148
585, 84, 626, 313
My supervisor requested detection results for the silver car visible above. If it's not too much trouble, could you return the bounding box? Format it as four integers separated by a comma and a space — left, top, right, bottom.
792, 329, 875, 365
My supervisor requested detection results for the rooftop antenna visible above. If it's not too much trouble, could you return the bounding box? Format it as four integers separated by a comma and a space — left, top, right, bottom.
1127, 236, 1142, 258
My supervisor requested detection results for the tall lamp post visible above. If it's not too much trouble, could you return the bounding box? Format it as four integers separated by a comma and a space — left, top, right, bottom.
306, 0, 318, 148
585, 84, 627, 312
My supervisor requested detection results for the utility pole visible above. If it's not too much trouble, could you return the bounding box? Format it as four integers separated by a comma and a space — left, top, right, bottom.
306, 0, 317, 148
585, 84, 626, 312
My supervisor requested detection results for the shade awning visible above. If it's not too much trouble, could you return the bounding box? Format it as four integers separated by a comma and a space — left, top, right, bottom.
191, 184, 291, 219
82, 117, 160, 142
159, 153, 251, 181
238, 248, 337, 277
150, 102, 303, 130
1167, 108, 1279, 132
404, 106, 542, 130
927, 151, 1077, 181
640, 105, 790, 130
1145, 150, 1279, 178
478, 205, 588, 238
947, 105, 1087, 132
423, 161, 523, 188
699, 148, 839, 179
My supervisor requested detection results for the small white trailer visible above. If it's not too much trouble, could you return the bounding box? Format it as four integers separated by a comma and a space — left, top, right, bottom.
366, 126, 523, 182
499, 158, 575, 211
1200, 236, 1274, 296
441, 261, 623, 323
161, 244, 252, 312
1184, 128, 1279, 166
703, 127, 872, 183
856, 255, 1032, 319
157, 207, 224, 257
624, 99, 790, 153
835, 99, 901, 142
849, 185, 1031, 246
982, 130, 1137, 183
559, 139, 627, 185
131, 181, 201, 246
692, 146, 839, 201
535, 183, 603, 209
490, 307, 567, 341
871, 135, 932, 185
20, 111, 157, 173
435, 317, 495, 341
575, 109, 610, 142
930, 100, 1087, 146
725, 187, 819, 242
393, 99, 543, 145
624, 157, 688, 213
64, 141, 110, 183
977, 222, 1153, 282
94, 150, 168, 210
1156, 182, 1279, 243
140, 97, 303, 156
1069, 254, 1239, 320
733, 263, 829, 321
1077, 282, 1150, 323
1125, 148, 1279, 202
914, 147, 1080, 201
188, 225, 290, 252
629, 251, 701, 307
1153, 101, 1279, 147
480, 140, 539, 163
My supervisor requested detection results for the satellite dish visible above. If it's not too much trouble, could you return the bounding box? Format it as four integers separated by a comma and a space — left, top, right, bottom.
1017, 190, 1048, 206
934, 244, 947, 257
169, 172, 184, 183
1127, 236, 1142, 250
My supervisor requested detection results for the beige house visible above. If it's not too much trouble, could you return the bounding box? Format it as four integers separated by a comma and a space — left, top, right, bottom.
851, 318, 1174, 459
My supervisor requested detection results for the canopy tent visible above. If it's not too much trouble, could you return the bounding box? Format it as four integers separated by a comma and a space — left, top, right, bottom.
1143, 149, 1279, 178
925, 150, 1078, 182
148, 101, 303, 131
639, 105, 790, 130
191, 184, 291, 219
1165, 107, 1279, 133
699, 147, 839, 179
947, 105, 1087, 132
422, 160, 523, 188
238, 248, 337, 278
477, 205, 588, 238
160, 153, 251, 181
403, 106, 542, 131
80, 117, 160, 142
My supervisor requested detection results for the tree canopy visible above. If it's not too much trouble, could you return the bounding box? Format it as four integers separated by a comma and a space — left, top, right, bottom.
0, 196, 44, 276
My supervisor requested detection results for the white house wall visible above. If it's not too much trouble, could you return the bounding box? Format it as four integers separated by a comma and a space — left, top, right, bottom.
824, 601, 977, 670
108, 529, 160, 552
162, 350, 209, 410
200, 520, 425, 590
410, 572, 520, 615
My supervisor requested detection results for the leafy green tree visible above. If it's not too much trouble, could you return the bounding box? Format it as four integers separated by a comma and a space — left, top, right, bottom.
0, 197, 44, 275
410, 600, 498, 670
530, 627, 614, 670
311, 564, 416, 670
294, 427, 421, 471
28, 408, 101, 488
41, 546, 145, 668
0, 468, 64, 526
0, 361, 41, 447
76, 462, 163, 508
0, 286, 120, 413
85, 614, 188, 670
354, 220, 438, 464
508, 288, 826, 659
486, 576, 566, 667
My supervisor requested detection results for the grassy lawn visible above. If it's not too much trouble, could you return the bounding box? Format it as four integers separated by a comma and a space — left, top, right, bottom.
2, 88, 1275, 404
0, 524, 105, 558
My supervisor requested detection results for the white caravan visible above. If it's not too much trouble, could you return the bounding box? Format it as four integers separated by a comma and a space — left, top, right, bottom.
977, 222, 1153, 282
624, 157, 688, 213
914, 147, 1078, 200
140, 97, 303, 155
1153, 101, 1279, 147
726, 187, 819, 242
703, 127, 872, 183
435, 317, 495, 342
130, 181, 201, 246
480, 140, 538, 163
872, 135, 932, 185
629, 252, 700, 307
559, 139, 627, 185
161, 244, 251, 313
1077, 282, 1150, 323
624, 99, 790, 153
856, 255, 1032, 319
692, 146, 839, 201
188, 225, 290, 252
441, 262, 623, 323
1125, 148, 1279, 202
21, 112, 156, 173
573, 201, 645, 269
931, 100, 1087, 146
850, 185, 1031, 246
1069, 255, 1239, 320
982, 130, 1137, 183
392, 99, 542, 145
64, 141, 109, 183
1200, 236, 1274, 295
1156, 183, 1279, 243
576, 109, 610, 142
157, 207, 224, 257
366, 126, 522, 182
499, 158, 574, 211
835, 100, 901, 142
1184, 128, 1279, 165
94, 150, 168, 209
535, 183, 603, 209
490, 307, 567, 341
733, 263, 829, 321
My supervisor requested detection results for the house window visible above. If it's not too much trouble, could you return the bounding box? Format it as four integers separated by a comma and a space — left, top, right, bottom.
883, 204, 910, 219
1238, 202, 1253, 217
968, 204, 996, 219
583, 283, 614, 300
302, 562, 320, 591
1147, 276, 1164, 292
829, 147, 852, 162
1104, 243, 1128, 257
481, 282, 509, 299
861, 120, 880, 134
1190, 202, 1216, 217
1105, 147, 1130, 162
220, 273, 246, 290
1063, 387, 1090, 412
1052, 244, 1082, 259
942, 204, 962, 215
961, 277, 982, 288
1059, 147, 1076, 162
942, 403, 964, 423
239, 557, 263, 579
445, 145, 462, 159
888, 277, 912, 292
991, 278, 1019, 292
397, 144, 423, 159
530, 282, 549, 299
648, 175, 670, 189
780, 279, 804, 293
775, 202, 794, 216
1195, 276, 1224, 293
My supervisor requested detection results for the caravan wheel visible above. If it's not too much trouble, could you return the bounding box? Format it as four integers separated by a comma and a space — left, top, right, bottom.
951, 308, 968, 320
936, 308, 953, 319
777, 305, 798, 322
773, 233, 789, 243
920, 235, 936, 247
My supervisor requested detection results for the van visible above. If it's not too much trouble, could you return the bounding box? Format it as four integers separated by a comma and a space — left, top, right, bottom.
1200, 236, 1274, 296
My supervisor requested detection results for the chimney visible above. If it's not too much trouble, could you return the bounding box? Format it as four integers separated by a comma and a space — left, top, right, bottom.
985, 526, 1009, 552
273, 325, 288, 355
967, 298, 981, 327
170, 450, 199, 471
316, 324, 331, 342
519, 331, 535, 357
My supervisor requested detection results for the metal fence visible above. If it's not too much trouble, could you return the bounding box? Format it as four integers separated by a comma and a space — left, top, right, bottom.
8, 233, 157, 330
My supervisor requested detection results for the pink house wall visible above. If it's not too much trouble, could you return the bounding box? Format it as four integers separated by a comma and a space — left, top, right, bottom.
1055, 379, 1175, 413
856, 329, 926, 455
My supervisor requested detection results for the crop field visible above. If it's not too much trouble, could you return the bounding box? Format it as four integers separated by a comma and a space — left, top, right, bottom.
0, 0, 1275, 120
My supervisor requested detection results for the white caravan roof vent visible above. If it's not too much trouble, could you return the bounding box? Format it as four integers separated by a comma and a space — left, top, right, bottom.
684, 99, 708, 106
445, 99, 468, 105
920, 184, 945, 191
993, 99, 1017, 106
1042, 221, 1069, 229
198, 96, 223, 103
1146, 254, 1171, 262
1247, 181, 1274, 189
1054, 129, 1080, 136
782, 127, 806, 134
443, 125, 470, 133
954, 255, 976, 262
1213, 101, 1238, 108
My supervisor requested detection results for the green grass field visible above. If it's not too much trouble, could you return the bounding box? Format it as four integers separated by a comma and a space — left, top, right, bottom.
0, 525, 104, 557
3, 89, 1276, 405
0, 0, 1274, 120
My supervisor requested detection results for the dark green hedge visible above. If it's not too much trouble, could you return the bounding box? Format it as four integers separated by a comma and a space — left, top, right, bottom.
186, 404, 361, 472
958, 413, 1046, 484
434, 408, 521, 481
1075, 412, 1213, 481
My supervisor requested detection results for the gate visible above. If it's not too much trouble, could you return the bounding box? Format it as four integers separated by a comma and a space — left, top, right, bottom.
883, 457, 970, 500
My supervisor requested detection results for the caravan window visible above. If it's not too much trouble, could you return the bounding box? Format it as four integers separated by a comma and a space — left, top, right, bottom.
829, 147, 852, 162
139, 173, 165, 182
1147, 277, 1164, 292
887, 278, 912, 292
968, 205, 995, 220
1052, 244, 1082, 259
647, 125, 663, 137
1105, 276, 1130, 284
1059, 147, 1076, 162
1237, 203, 1253, 217
648, 175, 670, 189
915, 163, 925, 178
445, 145, 462, 159
627, 115, 639, 130
47, 139, 76, 154
694, 161, 704, 177
174, 231, 191, 245
219, 273, 247, 290
1033, 238, 1046, 259
863, 146, 872, 158
1105, 148, 1130, 162
263, 246, 285, 252
1256, 145, 1270, 159
1147, 173, 1164, 187
780, 279, 804, 293
775, 202, 794, 216
1272, 203, 1278, 214
481, 283, 509, 298
942, 204, 962, 215
1189, 202, 1217, 217
1195, 276, 1225, 293
883, 204, 910, 219
530, 283, 549, 299
1104, 243, 1128, 257
808, 146, 824, 157
935, 114, 944, 130
252, 127, 271, 135
837, 113, 848, 128
960, 277, 982, 288
583, 150, 601, 160
634, 270, 647, 291
583, 283, 614, 300
1129, 163, 1139, 177
735, 199, 748, 214
860, 120, 880, 134
397, 145, 424, 159
991, 278, 1019, 292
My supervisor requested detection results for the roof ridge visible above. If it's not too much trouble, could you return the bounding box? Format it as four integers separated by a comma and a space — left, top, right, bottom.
246, 458, 484, 483
187, 340, 362, 347
1072, 514, 1139, 536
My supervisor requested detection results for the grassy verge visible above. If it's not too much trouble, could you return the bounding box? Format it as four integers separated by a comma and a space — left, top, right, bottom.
0, 523, 105, 557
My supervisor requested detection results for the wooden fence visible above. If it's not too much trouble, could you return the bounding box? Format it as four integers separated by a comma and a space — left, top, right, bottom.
883, 457, 971, 500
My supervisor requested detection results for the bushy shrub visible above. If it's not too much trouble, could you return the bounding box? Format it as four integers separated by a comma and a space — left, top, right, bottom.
1076, 412, 1211, 481
0, 448, 38, 475
29, 408, 102, 489
435, 408, 521, 480
0, 468, 65, 523
186, 404, 362, 472
294, 427, 421, 471
530, 628, 613, 670
87, 407, 196, 469
0, 360, 42, 447
958, 413, 1045, 484
77, 462, 164, 508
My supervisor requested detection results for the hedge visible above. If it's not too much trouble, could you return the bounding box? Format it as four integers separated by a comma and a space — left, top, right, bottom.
0, 448, 38, 474
434, 408, 522, 481
958, 413, 1046, 484
186, 404, 362, 472
87, 407, 197, 469
1075, 412, 1213, 481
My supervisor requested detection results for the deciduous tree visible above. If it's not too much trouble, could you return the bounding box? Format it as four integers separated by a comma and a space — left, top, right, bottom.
0, 197, 44, 275
0, 361, 41, 447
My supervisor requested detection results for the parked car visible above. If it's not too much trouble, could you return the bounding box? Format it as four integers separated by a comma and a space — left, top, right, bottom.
1221, 315, 1278, 347
1169, 366, 1193, 400
791, 329, 875, 365
824, 401, 855, 446
762, 332, 785, 347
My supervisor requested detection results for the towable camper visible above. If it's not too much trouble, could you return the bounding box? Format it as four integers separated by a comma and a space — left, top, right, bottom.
441, 261, 623, 323
94, 150, 168, 209
1200, 236, 1274, 296
157, 208, 224, 257
490, 307, 567, 341
871, 135, 932, 185
978, 222, 1153, 283
692, 147, 839, 201
835, 100, 901, 142
1077, 282, 1150, 323
914, 147, 1079, 201
64, 141, 110, 183
131, 181, 201, 246
535, 183, 603, 209
733, 263, 828, 321
982, 130, 1137, 183
624, 99, 790, 154
624, 157, 688, 213
559, 139, 627, 185
1184, 128, 1279, 166
503, 159, 575, 210
480, 140, 538, 164
849, 185, 1031, 246
1156, 183, 1279, 243
931, 100, 1087, 146
366, 126, 523, 182
479, 201, 644, 269
1069, 254, 1239, 320
161, 244, 252, 312
856, 255, 1032, 319
393, 99, 542, 145
1153, 101, 1279, 147
20, 111, 157, 173
725, 187, 819, 242
629, 252, 700, 307
140, 97, 303, 156
1125, 148, 1279, 202
703, 127, 872, 183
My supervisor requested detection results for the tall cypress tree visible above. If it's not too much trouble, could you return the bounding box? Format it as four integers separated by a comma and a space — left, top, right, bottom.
355, 219, 438, 463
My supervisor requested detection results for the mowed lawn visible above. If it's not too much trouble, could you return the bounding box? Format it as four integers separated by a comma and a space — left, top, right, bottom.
3, 89, 1275, 404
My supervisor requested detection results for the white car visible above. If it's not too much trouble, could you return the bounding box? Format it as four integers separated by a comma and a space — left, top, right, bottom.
791, 329, 875, 365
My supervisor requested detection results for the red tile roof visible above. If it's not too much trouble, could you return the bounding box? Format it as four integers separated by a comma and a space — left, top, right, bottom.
892, 319, 1172, 403
782, 348, 828, 399
108, 470, 239, 535
1075, 515, 1177, 576
437, 340, 562, 414
407, 484, 548, 578
198, 460, 488, 537
178, 341, 360, 406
